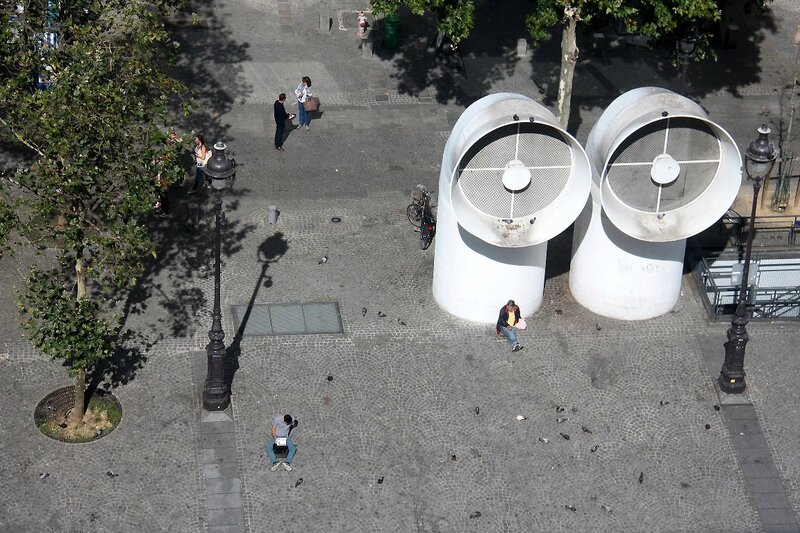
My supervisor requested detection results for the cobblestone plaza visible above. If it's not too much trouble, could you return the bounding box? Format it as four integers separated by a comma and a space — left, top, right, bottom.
1, 0, 800, 531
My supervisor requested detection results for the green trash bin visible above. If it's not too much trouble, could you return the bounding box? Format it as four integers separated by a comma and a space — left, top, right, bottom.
383, 14, 400, 49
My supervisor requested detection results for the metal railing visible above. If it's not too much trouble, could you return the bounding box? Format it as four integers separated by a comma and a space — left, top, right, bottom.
718, 212, 800, 248
691, 253, 800, 321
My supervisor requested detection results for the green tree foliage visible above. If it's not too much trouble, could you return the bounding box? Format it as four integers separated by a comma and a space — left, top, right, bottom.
0, 0, 189, 424
370, 0, 474, 45
526, 0, 772, 126
526, 0, 723, 60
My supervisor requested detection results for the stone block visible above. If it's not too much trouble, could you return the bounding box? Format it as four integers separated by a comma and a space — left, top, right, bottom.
361, 40, 373, 57
319, 13, 331, 33
516, 38, 528, 58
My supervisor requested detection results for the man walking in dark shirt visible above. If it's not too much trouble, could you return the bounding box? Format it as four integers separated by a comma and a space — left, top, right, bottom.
273, 93, 294, 151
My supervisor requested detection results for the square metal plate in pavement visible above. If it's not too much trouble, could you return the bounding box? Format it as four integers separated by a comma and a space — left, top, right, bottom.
231, 302, 343, 336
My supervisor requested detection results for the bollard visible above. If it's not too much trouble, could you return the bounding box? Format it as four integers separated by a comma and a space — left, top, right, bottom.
516, 38, 528, 58
319, 13, 331, 33
361, 38, 373, 57
268, 205, 278, 224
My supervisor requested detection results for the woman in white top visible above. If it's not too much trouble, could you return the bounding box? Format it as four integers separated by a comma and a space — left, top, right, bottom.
192, 134, 208, 192
294, 76, 313, 130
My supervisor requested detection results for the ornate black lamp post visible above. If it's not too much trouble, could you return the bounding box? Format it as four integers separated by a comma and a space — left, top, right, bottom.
677, 26, 700, 93
202, 141, 236, 411
719, 125, 776, 394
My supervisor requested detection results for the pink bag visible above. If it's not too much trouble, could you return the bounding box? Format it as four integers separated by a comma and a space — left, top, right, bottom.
515, 318, 527, 330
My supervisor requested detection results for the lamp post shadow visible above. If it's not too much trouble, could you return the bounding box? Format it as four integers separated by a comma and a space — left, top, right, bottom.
225, 232, 289, 390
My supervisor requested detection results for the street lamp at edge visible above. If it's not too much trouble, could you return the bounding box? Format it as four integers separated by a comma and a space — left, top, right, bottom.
718, 125, 776, 394
202, 141, 236, 411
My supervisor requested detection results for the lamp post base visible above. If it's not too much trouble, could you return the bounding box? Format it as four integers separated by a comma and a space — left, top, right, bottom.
719, 336, 747, 395
203, 381, 230, 411
718, 372, 746, 395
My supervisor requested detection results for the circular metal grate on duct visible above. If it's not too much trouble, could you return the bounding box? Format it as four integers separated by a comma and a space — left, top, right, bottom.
457, 123, 573, 219
604, 117, 720, 213
443, 93, 591, 248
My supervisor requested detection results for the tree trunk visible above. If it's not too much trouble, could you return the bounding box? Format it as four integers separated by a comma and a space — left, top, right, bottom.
556, 11, 579, 129
70, 369, 86, 425
69, 256, 88, 425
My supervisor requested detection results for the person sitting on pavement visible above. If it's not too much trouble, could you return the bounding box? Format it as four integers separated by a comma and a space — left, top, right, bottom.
268, 414, 297, 472
496, 299, 524, 352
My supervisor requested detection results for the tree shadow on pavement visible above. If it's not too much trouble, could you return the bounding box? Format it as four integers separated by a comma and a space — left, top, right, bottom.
376, 0, 531, 106
119, 186, 257, 345
85, 329, 149, 399
226, 232, 289, 390
111, 0, 255, 348
168, 0, 253, 142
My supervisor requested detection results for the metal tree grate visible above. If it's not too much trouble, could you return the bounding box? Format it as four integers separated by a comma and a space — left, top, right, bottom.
456, 123, 573, 218
604, 117, 721, 213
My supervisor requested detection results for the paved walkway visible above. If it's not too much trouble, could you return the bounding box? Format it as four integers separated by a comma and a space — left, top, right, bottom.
1, 0, 800, 531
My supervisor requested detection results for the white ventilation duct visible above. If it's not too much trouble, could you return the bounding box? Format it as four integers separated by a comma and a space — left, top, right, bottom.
570, 88, 742, 320
433, 93, 591, 323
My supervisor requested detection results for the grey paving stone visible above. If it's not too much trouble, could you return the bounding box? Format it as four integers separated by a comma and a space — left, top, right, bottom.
730, 431, 771, 450
206, 492, 243, 510
750, 477, 792, 494
759, 507, 800, 525
743, 462, 783, 479
754, 492, 794, 510
762, 525, 800, 533
738, 447, 779, 465
201, 447, 239, 464
203, 463, 241, 479
205, 477, 242, 495
725, 405, 760, 420
726, 417, 763, 436
200, 433, 238, 449
208, 526, 246, 533
200, 420, 236, 435
207, 508, 245, 527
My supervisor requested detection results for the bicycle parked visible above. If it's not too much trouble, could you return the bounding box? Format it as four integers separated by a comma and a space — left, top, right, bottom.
407, 185, 436, 250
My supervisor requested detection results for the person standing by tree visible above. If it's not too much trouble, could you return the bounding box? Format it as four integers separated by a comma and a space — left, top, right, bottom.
273, 93, 294, 152
191, 134, 209, 193
294, 76, 313, 131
